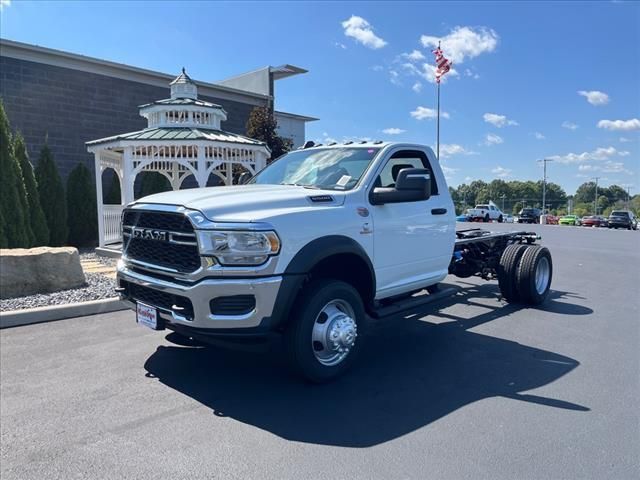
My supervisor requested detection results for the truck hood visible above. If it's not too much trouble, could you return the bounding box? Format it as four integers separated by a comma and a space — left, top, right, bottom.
135, 184, 345, 223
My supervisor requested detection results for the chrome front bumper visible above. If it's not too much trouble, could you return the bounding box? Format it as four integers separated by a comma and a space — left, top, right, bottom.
117, 263, 282, 330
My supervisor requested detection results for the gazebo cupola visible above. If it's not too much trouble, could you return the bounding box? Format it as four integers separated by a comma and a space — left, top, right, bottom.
87, 68, 271, 248
140, 68, 227, 130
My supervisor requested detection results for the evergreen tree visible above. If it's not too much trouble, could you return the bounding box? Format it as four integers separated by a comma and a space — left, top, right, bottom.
67, 163, 97, 247
138, 172, 171, 199
0, 209, 7, 248
104, 173, 121, 204
14, 133, 49, 246
246, 106, 293, 162
0, 101, 31, 247
35, 143, 68, 246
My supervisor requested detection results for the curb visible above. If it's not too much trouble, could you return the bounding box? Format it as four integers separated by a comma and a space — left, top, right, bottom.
95, 247, 122, 259
0, 297, 129, 329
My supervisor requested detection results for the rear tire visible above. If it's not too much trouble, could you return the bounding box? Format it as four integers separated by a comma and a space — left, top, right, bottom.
515, 246, 552, 305
484, 214, 490, 222
285, 279, 365, 383
497, 244, 529, 303
498, 215, 503, 223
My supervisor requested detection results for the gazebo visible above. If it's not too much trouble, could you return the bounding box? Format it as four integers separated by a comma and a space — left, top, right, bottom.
87, 69, 271, 247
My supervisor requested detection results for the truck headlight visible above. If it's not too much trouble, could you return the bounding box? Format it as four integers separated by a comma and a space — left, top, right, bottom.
196, 230, 280, 266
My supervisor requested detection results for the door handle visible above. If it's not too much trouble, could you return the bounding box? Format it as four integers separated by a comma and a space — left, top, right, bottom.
431, 208, 447, 215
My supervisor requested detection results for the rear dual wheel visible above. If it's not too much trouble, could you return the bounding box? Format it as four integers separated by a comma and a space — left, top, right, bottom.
498, 244, 552, 305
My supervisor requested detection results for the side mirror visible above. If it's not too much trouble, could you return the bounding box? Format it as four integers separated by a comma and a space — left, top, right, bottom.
238, 172, 252, 185
369, 168, 431, 205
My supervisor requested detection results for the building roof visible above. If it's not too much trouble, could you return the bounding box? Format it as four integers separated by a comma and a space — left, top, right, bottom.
86, 127, 266, 146
274, 110, 319, 122
169, 67, 195, 85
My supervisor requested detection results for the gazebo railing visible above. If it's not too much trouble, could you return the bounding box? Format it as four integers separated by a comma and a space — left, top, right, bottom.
103, 205, 124, 245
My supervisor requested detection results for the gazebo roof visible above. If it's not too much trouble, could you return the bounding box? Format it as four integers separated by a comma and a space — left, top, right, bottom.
138, 97, 225, 110
86, 126, 267, 147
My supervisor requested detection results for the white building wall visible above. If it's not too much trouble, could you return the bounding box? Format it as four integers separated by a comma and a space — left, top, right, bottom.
275, 113, 306, 148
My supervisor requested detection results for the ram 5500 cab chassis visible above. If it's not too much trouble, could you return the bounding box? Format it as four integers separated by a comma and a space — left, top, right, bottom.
117, 142, 552, 382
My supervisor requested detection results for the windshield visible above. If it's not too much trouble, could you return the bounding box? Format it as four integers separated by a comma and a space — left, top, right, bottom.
250, 147, 381, 191
610, 211, 628, 217
477, 205, 489, 209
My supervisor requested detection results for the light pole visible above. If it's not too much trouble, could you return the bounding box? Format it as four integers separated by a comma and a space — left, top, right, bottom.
500, 193, 506, 212
627, 187, 632, 209
593, 177, 600, 215
538, 158, 553, 214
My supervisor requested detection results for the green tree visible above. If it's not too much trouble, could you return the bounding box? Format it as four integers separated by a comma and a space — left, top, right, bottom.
14, 133, 49, 246
137, 172, 171, 199
0, 210, 7, 248
104, 174, 121, 204
35, 144, 68, 246
246, 106, 293, 162
0, 101, 32, 248
67, 163, 98, 247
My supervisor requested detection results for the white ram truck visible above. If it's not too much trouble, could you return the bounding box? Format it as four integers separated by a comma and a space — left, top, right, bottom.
117, 142, 552, 382
466, 201, 504, 222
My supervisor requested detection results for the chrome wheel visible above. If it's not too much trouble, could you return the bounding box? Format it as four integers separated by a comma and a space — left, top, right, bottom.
535, 257, 551, 294
311, 299, 357, 366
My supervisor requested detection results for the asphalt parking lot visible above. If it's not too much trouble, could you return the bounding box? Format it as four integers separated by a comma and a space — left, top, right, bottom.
1, 224, 639, 479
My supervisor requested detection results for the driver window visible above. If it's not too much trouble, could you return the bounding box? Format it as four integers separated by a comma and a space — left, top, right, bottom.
376, 150, 438, 194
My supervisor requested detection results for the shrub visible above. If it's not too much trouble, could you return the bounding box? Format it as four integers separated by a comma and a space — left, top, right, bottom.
35, 144, 68, 246
67, 163, 98, 247
14, 133, 50, 246
0, 101, 32, 247
138, 171, 171, 199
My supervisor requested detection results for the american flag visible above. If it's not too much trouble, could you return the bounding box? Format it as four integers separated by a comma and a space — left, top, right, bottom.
432, 45, 452, 84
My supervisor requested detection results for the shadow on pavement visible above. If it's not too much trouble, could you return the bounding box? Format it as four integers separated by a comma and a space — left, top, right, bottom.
144, 283, 590, 447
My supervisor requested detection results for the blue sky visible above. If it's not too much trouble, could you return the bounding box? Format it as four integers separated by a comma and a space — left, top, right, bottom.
1, 0, 639, 194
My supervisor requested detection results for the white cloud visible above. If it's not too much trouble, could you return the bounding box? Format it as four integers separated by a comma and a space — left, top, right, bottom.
342, 15, 387, 49
334, 42, 347, 50
382, 128, 406, 135
597, 118, 640, 131
485, 133, 503, 145
619, 137, 632, 143
492, 166, 512, 178
483, 113, 518, 128
534, 132, 545, 140
389, 70, 401, 86
562, 121, 579, 131
579, 161, 631, 174
578, 90, 609, 106
410, 106, 449, 120
464, 68, 480, 79
420, 26, 499, 64
371, 65, 384, 72
548, 146, 627, 164
0, 0, 10, 9
412, 81, 423, 93
402, 50, 425, 62
439, 144, 476, 158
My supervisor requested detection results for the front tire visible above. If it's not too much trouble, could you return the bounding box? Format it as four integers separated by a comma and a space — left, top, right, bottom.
285, 279, 365, 383
498, 215, 503, 223
515, 246, 553, 305
484, 214, 490, 223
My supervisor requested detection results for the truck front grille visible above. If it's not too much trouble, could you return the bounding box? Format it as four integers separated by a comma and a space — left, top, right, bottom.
122, 210, 201, 273
120, 280, 194, 320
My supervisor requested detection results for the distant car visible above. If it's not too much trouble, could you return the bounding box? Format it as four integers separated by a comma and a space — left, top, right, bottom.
545, 215, 559, 225
456, 213, 469, 222
582, 215, 606, 227
503, 214, 515, 223
518, 208, 541, 224
559, 215, 580, 226
608, 210, 638, 230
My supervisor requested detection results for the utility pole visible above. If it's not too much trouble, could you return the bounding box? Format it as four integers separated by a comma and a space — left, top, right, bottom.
627, 187, 632, 209
592, 177, 600, 215
500, 193, 506, 212
538, 158, 553, 214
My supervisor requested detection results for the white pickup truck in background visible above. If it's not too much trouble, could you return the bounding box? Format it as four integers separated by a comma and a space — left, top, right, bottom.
466, 201, 504, 222
117, 142, 552, 382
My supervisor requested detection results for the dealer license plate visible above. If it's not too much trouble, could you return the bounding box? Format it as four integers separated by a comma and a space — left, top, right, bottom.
136, 302, 158, 330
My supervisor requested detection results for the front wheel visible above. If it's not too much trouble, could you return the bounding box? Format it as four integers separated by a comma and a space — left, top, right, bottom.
498, 215, 503, 223
285, 279, 365, 383
484, 214, 490, 222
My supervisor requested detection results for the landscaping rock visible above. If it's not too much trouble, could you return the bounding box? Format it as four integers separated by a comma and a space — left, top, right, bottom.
0, 247, 86, 299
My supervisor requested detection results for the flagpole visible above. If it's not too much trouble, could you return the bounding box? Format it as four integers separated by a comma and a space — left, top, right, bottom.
436, 79, 441, 161
436, 40, 441, 161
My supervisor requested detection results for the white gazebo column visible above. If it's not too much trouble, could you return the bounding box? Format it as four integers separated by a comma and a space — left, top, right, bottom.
196, 145, 207, 187
94, 151, 105, 247
122, 148, 135, 205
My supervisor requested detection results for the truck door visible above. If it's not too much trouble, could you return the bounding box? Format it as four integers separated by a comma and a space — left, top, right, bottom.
369, 149, 454, 299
